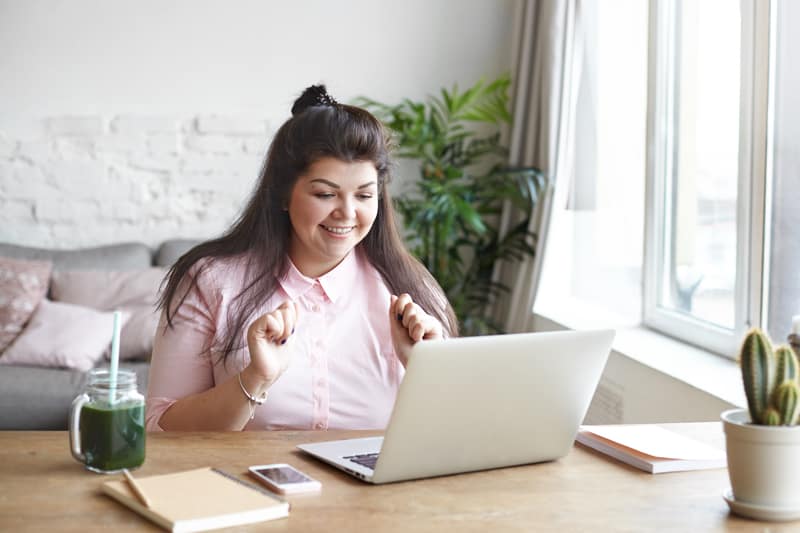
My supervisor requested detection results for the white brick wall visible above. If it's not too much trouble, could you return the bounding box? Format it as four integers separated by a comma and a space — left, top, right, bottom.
195, 116, 267, 136
46, 116, 105, 136
0, 114, 270, 249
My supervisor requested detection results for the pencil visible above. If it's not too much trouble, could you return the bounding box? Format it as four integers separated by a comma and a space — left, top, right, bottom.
123, 468, 153, 508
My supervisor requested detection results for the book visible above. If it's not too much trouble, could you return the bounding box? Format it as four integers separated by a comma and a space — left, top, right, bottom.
575, 424, 727, 474
102, 467, 289, 532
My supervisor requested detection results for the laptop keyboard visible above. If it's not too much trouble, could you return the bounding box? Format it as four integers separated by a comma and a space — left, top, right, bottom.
344, 452, 380, 470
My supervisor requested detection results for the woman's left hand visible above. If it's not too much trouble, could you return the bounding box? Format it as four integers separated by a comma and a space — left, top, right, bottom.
389, 293, 443, 367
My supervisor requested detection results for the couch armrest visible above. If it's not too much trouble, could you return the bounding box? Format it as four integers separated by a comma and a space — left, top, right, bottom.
154, 239, 200, 267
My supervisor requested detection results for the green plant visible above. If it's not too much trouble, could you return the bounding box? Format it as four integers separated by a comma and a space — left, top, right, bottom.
740, 328, 800, 425
357, 75, 546, 335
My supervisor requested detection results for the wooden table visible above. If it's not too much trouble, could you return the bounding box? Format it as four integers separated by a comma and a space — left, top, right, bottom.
0, 425, 792, 532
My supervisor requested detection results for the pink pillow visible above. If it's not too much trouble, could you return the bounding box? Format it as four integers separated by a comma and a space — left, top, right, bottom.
50, 268, 166, 360
0, 256, 52, 353
114, 304, 161, 361
0, 300, 130, 371
50, 267, 166, 308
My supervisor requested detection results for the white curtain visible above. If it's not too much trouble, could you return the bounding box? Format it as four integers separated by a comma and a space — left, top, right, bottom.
493, 0, 583, 333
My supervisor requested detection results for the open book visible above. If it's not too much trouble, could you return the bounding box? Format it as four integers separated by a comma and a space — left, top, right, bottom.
102, 467, 289, 532
576, 424, 726, 474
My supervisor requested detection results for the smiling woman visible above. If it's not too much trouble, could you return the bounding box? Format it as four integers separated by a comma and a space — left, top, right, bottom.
288, 159, 380, 278
145, 85, 458, 432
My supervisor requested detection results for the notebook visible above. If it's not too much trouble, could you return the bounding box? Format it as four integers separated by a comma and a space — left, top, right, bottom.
102, 467, 289, 532
297, 329, 615, 484
575, 424, 727, 473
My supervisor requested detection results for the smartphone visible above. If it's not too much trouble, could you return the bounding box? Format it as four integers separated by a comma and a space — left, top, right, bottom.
248, 463, 322, 495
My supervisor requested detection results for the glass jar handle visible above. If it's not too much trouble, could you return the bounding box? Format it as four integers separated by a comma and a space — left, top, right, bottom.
68, 393, 89, 463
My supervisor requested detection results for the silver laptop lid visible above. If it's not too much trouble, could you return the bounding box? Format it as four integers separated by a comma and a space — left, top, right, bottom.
371, 329, 614, 483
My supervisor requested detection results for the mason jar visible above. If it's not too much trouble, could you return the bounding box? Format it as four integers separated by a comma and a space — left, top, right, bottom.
69, 368, 146, 473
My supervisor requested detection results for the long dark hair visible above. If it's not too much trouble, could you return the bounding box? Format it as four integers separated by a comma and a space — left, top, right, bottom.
158, 85, 459, 363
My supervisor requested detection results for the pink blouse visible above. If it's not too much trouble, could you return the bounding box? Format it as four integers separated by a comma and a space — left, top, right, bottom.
145, 249, 404, 431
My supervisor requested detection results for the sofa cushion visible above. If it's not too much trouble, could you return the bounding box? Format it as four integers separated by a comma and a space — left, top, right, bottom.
0, 256, 52, 353
0, 300, 130, 371
0, 360, 150, 430
50, 267, 166, 308
50, 268, 166, 360
112, 305, 161, 361
0, 242, 151, 272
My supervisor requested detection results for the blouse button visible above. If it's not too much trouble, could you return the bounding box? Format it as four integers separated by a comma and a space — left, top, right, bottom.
315, 422, 324, 429
311, 304, 320, 312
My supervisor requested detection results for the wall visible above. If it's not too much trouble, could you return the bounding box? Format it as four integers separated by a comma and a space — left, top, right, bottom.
532, 314, 736, 425
589, 351, 736, 424
0, 0, 517, 248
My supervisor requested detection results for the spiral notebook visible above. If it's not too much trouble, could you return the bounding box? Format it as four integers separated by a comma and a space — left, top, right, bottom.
102, 467, 289, 532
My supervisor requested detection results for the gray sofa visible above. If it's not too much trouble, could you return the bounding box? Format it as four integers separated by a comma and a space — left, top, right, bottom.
0, 239, 198, 430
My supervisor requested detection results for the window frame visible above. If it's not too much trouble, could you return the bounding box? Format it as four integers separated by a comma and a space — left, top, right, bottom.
642, 0, 773, 357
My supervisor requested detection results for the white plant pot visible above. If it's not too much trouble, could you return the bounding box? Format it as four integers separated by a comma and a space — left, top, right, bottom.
722, 408, 800, 509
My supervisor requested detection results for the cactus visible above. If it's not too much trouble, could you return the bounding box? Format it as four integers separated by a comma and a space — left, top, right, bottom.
739, 328, 800, 425
776, 345, 799, 382
763, 407, 782, 426
741, 328, 776, 423
773, 381, 800, 425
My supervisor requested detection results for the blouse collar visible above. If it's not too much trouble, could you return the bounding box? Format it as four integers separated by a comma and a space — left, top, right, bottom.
279, 249, 360, 304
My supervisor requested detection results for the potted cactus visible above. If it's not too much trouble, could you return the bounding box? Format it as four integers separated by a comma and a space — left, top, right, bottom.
722, 327, 800, 520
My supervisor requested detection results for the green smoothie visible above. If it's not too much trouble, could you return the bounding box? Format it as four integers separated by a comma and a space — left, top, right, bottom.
79, 401, 145, 473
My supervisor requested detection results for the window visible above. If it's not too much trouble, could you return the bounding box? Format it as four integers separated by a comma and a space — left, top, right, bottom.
536, 0, 787, 359
643, 0, 771, 355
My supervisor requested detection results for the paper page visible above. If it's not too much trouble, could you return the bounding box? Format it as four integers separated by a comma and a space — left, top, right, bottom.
581, 425, 724, 460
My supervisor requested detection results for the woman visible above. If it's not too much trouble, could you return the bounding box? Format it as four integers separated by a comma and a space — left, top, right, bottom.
146, 85, 458, 431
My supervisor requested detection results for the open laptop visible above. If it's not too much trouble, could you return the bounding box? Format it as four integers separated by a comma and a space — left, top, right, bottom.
297, 329, 615, 484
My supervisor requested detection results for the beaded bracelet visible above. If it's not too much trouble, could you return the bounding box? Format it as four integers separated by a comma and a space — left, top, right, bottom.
238, 372, 268, 420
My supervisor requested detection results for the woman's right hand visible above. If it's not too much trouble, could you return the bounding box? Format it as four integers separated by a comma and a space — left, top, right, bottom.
246, 300, 299, 388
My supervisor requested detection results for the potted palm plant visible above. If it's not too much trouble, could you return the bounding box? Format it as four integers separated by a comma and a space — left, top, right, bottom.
722, 328, 800, 521
357, 75, 546, 335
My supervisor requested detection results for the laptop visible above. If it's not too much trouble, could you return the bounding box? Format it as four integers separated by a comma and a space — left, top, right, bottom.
297, 329, 615, 484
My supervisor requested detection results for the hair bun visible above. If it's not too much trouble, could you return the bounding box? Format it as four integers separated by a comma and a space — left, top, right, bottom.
291, 84, 339, 116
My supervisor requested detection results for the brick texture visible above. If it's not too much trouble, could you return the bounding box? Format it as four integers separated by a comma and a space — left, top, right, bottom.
0, 114, 269, 248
